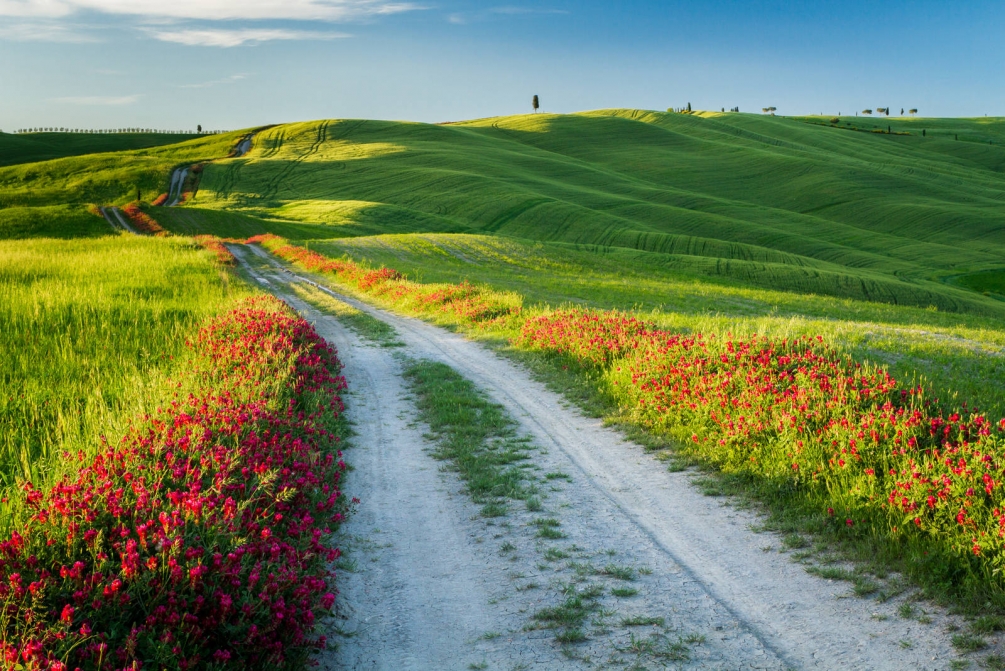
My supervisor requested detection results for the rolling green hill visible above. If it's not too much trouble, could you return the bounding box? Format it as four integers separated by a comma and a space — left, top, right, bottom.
0, 131, 203, 168
0, 130, 251, 237
161, 110, 1005, 316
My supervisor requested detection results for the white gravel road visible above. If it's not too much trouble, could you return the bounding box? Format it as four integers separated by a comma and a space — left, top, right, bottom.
232, 244, 967, 671
100, 206, 136, 234
167, 168, 188, 206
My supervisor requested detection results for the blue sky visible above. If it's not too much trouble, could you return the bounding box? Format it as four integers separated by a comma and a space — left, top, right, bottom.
1, 0, 1002, 132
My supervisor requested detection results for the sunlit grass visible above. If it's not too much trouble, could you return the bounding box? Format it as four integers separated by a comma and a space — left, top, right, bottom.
0, 236, 253, 531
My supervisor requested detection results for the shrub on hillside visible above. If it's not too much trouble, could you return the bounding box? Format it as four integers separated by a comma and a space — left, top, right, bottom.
121, 202, 167, 236
194, 235, 237, 265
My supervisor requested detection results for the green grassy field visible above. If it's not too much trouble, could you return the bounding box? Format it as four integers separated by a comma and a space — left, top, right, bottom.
158, 110, 1005, 318
0, 131, 203, 168
0, 130, 253, 238
0, 236, 252, 531
792, 113, 1005, 150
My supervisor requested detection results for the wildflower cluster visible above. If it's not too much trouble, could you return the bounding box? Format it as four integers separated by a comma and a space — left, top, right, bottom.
193, 235, 236, 266
249, 235, 521, 325
150, 193, 169, 207
120, 203, 167, 236
1, 296, 349, 670
516, 309, 1005, 569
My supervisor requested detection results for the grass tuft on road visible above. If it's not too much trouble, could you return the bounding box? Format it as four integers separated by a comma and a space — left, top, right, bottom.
403, 360, 534, 516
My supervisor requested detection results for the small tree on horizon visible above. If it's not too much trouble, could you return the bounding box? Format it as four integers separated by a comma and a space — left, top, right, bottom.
909, 108, 918, 116
532, 95, 539, 113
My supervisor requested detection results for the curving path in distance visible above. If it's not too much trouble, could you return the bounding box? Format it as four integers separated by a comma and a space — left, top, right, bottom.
165, 133, 256, 207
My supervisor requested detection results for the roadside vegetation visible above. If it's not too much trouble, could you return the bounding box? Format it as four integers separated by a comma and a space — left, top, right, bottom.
0, 236, 251, 519
514, 309, 1005, 610
0, 201, 355, 666
3, 295, 350, 669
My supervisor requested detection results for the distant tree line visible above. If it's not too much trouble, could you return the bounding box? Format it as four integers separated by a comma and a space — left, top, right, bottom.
857, 107, 919, 117
656, 104, 923, 119
10, 127, 228, 135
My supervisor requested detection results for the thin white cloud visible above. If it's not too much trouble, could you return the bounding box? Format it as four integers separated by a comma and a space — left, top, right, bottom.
0, 0, 71, 17
447, 6, 568, 25
0, 0, 422, 21
148, 27, 349, 46
0, 20, 99, 41
489, 6, 568, 15
180, 73, 250, 88
51, 94, 140, 104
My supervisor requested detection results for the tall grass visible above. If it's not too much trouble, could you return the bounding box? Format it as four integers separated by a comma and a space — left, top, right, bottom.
0, 236, 252, 532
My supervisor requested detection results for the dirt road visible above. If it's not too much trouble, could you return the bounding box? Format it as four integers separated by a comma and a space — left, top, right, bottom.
167, 168, 188, 206
232, 245, 961, 670
100, 206, 136, 233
